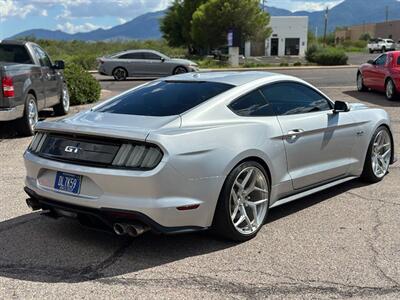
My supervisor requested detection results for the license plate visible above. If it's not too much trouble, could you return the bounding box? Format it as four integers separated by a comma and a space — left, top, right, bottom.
54, 172, 82, 195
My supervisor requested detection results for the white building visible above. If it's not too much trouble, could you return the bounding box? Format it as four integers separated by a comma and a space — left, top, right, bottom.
245, 16, 308, 57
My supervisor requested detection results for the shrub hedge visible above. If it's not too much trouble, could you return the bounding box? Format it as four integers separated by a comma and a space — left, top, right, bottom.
306, 44, 348, 65
64, 63, 101, 106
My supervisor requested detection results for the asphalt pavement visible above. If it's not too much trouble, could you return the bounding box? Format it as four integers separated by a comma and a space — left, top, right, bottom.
1, 67, 400, 299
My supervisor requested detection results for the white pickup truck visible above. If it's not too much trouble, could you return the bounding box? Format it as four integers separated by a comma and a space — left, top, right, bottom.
367, 38, 396, 53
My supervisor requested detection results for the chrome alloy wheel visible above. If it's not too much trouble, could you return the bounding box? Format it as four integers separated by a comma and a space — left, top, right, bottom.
62, 84, 70, 112
28, 99, 38, 132
229, 167, 269, 235
371, 129, 392, 178
113, 68, 127, 80
386, 80, 394, 99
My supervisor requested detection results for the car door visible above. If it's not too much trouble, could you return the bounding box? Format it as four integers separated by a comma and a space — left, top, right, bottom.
142, 52, 169, 76
260, 82, 358, 190
116, 52, 144, 76
369, 54, 387, 91
32, 45, 60, 107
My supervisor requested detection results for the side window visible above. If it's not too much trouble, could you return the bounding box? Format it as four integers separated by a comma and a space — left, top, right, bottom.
33, 46, 52, 68
397, 56, 400, 66
229, 89, 274, 117
260, 82, 332, 115
119, 52, 143, 59
375, 54, 387, 66
143, 52, 161, 60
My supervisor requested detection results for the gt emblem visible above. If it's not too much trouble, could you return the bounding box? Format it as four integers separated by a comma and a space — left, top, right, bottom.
64, 146, 80, 154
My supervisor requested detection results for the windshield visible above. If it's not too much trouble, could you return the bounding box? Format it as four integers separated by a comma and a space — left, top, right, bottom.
0, 44, 33, 64
96, 80, 234, 117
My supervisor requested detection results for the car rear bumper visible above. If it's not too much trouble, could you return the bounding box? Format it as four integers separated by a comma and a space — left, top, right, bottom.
0, 105, 24, 121
24, 151, 223, 230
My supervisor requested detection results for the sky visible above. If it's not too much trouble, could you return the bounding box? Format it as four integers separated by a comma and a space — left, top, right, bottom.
0, 0, 344, 39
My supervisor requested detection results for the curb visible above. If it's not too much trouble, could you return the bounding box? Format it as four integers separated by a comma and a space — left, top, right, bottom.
89, 65, 358, 74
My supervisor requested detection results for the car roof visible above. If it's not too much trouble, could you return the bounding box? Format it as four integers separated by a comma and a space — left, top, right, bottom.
163, 71, 294, 87
0, 39, 28, 45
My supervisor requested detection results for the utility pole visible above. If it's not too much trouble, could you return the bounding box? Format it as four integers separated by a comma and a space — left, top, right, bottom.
386, 6, 389, 22
323, 6, 329, 46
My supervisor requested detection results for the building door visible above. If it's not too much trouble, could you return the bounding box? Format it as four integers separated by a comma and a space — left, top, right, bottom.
285, 38, 300, 55
271, 38, 279, 56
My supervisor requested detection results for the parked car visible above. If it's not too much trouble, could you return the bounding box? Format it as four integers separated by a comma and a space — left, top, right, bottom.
367, 38, 395, 53
97, 49, 199, 80
0, 40, 69, 136
357, 51, 400, 100
24, 71, 396, 242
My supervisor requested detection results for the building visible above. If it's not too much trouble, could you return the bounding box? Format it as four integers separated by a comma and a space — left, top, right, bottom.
335, 20, 400, 44
245, 16, 308, 57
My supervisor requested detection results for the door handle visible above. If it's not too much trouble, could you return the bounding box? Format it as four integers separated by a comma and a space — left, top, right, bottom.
287, 129, 304, 141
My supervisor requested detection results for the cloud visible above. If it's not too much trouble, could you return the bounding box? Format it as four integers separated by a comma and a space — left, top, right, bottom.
267, 0, 344, 12
117, 17, 127, 24
0, 0, 34, 21
41, 9, 48, 17
56, 21, 110, 34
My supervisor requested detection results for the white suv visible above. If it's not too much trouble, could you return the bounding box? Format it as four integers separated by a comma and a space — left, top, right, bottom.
368, 38, 395, 53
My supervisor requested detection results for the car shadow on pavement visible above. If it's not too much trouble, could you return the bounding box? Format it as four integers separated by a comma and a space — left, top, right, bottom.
0, 179, 369, 284
343, 90, 400, 107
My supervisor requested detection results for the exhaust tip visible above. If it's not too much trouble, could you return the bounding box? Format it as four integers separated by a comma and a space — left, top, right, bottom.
126, 224, 150, 237
113, 223, 127, 235
26, 198, 41, 211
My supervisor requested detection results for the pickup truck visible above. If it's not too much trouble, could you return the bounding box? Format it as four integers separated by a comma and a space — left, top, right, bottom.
368, 38, 396, 53
0, 40, 69, 136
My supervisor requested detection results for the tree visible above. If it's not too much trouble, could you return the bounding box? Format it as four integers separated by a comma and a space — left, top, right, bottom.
359, 33, 371, 41
160, 0, 206, 53
191, 0, 271, 51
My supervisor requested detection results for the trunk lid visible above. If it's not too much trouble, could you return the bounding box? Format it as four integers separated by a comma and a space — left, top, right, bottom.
35, 110, 181, 141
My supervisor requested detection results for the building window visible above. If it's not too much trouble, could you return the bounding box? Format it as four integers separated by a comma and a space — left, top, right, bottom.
285, 38, 300, 55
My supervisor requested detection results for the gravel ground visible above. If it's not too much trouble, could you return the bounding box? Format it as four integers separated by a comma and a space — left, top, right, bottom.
0, 79, 400, 299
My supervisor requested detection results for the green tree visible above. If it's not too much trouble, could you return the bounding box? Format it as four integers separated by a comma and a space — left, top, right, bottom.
160, 0, 206, 52
359, 33, 371, 41
191, 0, 271, 50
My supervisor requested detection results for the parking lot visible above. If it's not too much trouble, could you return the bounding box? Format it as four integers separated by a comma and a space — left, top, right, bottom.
1, 67, 400, 299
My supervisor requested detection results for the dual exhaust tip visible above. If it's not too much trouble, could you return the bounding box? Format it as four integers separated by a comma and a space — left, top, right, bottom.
113, 222, 150, 237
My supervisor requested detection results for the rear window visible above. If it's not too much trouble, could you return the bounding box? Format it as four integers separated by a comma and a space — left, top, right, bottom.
97, 80, 234, 116
0, 44, 33, 64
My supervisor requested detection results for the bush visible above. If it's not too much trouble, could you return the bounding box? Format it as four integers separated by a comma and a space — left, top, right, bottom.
313, 48, 348, 65
305, 44, 321, 63
279, 62, 289, 66
293, 61, 302, 66
64, 63, 101, 105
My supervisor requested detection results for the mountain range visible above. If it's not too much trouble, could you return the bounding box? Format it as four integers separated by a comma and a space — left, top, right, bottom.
10, 0, 400, 41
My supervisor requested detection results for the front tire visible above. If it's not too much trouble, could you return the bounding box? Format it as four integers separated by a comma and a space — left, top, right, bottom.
53, 83, 70, 116
17, 94, 38, 136
357, 72, 367, 92
173, 66, 188, 75
212, 161, 270, 242
361, 126, 392, 183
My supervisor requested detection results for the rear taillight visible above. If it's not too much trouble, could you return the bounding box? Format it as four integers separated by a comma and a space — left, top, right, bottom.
2, 76, 14, 97
112, 143, 163, 169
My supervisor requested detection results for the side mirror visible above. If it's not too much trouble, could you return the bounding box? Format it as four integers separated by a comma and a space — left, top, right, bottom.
333, 101, 350, 113
53, 60, 65, 70
367, 59, 375, 65
161, 57, 165, 62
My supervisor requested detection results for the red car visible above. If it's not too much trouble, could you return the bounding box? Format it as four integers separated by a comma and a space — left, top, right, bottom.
357, 51, 400, 101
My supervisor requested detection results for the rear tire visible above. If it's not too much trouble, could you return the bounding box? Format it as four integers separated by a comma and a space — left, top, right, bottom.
385, 79, 398, 101
113, 67, 128, 81
53, 83, 70, 116
212, 161, 270, 242
382, 46, 386, 53
17, 94, 38, 136
361, 126, 392, 183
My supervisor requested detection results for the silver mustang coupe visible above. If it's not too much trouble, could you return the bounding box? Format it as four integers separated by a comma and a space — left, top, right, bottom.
24, 72, 395, 242
97, 49, 199, 80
